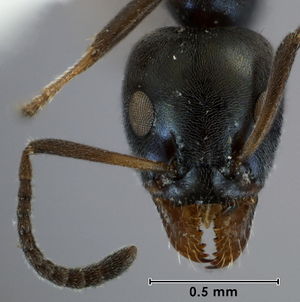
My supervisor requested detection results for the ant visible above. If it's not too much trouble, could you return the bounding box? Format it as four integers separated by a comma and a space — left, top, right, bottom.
17, 0, 299, 289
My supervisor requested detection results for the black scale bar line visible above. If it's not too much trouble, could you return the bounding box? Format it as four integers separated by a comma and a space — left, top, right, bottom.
148, 278, 280, 286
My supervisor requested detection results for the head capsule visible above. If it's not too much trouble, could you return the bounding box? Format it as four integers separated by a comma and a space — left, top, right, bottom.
167, 0, 259, 28
122, 26, 279, 206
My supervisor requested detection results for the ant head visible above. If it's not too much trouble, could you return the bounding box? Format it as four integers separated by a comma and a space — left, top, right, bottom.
122, 26, 272, 205
167, 0, 259, 28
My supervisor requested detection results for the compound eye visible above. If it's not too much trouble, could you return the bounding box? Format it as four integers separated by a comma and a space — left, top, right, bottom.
128, 91, 154, 137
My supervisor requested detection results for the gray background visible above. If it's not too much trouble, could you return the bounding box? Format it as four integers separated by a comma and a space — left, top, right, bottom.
0, 0, 299, 301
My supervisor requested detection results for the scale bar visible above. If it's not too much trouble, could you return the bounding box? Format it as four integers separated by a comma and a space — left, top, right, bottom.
148, 278, 280, 286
